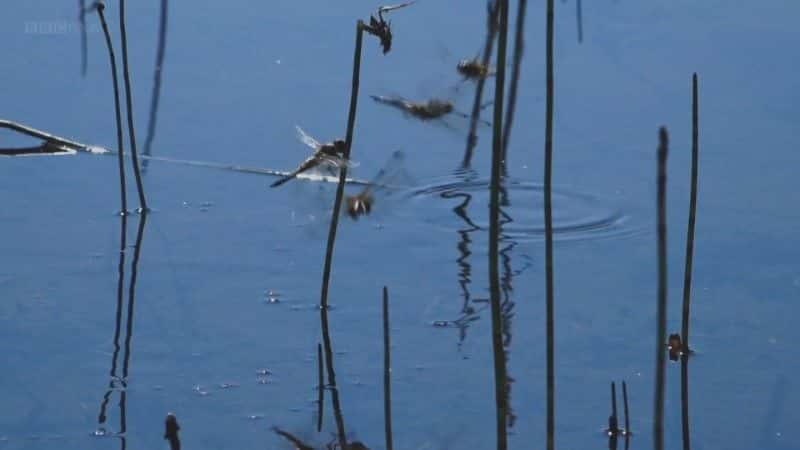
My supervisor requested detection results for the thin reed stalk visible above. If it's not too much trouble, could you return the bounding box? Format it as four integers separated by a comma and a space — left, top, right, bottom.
489, 2, 510, 449
544, 0, 556, 448
316, 342, 324, 432
142, 0, 169, 169
383, 286, 393, 450
576, 0, 583, 43
500, 0, 528, 170
96, 2, 128, 215
317, 22, 366, 450
681, 73, 699, 352
679, 73, 699, 450
462, 0, 500, 167
610, 382, 618, 432
654, 127, 669, 450
119, 0, 148, 210
622, 381, 630, 434
79, 0, 88, 76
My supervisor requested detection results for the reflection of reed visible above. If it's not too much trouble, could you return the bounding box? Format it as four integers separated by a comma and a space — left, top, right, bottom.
440, 171, 483, 347
79, 0, 88, 76
680, 354, 691, 450
96, 212, 148, 447
319, 299, 348, 449
142, 0, 170, 173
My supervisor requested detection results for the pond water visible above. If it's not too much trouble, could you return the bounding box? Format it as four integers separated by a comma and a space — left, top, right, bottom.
1, 1, 799, 449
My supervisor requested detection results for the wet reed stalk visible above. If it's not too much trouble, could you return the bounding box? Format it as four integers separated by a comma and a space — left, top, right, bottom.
317, 22, 366, 450
611, 382, 618, 428
500, 0, 528, 169
317, 342, 324, 432
319, 21, 364, 311
622, 381, 630, 434
488, 1, 510, 448
383, 286, 393, 450
654, 127, 669, 450
119, 0, 148, 210
544, 0, 556, 448
462, 1, 500, 167
143, 0, 169, 166
79, 0, 87, 76
96, 3, 128, 215
681, 73, 699, 352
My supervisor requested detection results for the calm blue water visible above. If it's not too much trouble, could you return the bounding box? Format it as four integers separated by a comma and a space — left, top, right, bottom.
2, 1, 799, 449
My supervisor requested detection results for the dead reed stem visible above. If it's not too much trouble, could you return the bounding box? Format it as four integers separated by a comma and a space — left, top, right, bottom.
142, 0, 169, 169
119, 0, 148, 211
462, 1, 500, 167
500, 0, 528, 170
383, 286, 393, 450
544, 0, 556, 448
96, 2, 128, 215
681, 73, 699, 351
489, 2, 510, 448
654, 127, 669, 450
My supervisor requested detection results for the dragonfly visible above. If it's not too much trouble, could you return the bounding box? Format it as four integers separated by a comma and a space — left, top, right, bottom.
344, 150, 410, 220
370, 94, 491, 130
270, 126, 357, 188
456, 57, 494, 82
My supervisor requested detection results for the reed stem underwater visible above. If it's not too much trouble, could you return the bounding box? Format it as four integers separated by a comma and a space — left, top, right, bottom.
119, 0, 148, 211
95, 2, 128, 215
544, 0, 556, 448
654, 127, 669, 450
383, 286, 393, 450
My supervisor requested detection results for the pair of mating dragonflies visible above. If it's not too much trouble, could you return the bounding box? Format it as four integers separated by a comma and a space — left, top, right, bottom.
270, 58, 494, 218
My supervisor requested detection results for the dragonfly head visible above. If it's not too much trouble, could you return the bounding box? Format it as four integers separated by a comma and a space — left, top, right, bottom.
332, 139, 347, 155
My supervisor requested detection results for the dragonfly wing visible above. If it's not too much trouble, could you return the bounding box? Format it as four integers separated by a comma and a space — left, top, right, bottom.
317, 153, 359, 169
295, 125, 321, 151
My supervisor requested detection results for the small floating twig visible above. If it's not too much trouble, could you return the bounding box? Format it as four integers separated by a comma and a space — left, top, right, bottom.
654, 126, 669, 450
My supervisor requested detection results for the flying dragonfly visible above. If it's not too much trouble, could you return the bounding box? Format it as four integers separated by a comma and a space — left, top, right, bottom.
456, 57, 494, 82
344, 150, 410, 220
270, 126, 358, 188
370, 94, 491, 130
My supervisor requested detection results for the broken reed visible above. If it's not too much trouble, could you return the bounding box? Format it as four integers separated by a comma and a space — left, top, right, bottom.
654, 127, 669, 450
143, 0, 170, 167
500, 0, 528, 169
95, 2, 128, 215
462, 0, 500, 167
119, 0, 148, 211
383, 286, 393, 450
544, 0, 556, 449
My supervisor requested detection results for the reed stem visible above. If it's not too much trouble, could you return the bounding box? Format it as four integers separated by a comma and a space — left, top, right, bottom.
462, 0, 500, 167
316, 342, 324, 432
79, 0, 88, 76
654, 127, 669, 450
544, 0, 556, 448
576, 0, 583, 43
119, 0, 148, 211
96, 2, 128, 215
681, 73, 699, 352
622, 381, 630, 434
611, 382, 618, 429
500, 0, 528, 170
383, 286, 393, 450
142, 0, 169, 169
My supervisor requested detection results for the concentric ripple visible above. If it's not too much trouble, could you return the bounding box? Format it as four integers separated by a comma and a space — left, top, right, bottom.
409, 177, 640, 242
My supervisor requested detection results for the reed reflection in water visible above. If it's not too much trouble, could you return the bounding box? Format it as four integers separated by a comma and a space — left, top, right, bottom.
95, 212, 148, 448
